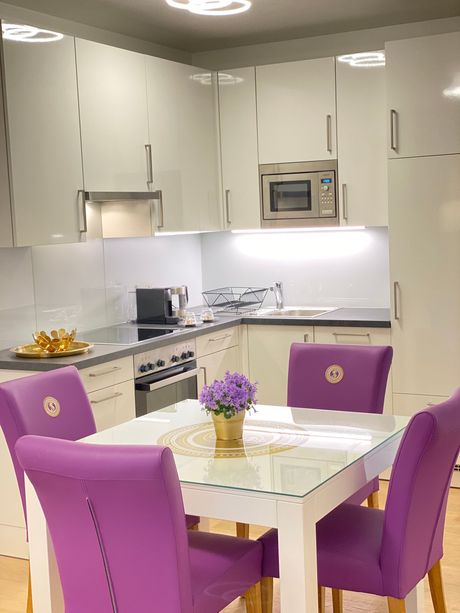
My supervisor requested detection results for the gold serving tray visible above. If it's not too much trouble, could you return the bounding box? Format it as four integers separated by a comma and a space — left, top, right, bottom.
11, 341, 94, 359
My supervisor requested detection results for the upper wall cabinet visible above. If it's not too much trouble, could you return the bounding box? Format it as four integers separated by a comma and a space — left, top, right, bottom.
386, 32, 460, 158
256, 58, 336, 164
76, 39, 151, 192
336, 54, 388, 226
218, 67, 260, 230
0, 55, 12, 248
146, 58, 220, 232
2, 27, 84, 246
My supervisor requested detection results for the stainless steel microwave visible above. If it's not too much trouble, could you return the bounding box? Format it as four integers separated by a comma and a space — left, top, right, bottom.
260, 160, 338, 229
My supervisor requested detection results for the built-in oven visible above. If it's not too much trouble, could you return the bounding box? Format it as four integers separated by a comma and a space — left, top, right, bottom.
134, 339, 198, 416
260, 160, 338, 228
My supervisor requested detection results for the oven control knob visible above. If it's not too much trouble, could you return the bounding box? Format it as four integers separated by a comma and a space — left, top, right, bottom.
187, 351, 195, 358
147, 362, 155, 371
139, 364, 148, 373
156, 359, 165, 368
171, 355, 180, 363
181, 352, 188, 360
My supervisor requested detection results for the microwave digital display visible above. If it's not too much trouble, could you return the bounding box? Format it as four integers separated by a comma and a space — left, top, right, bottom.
321, 178, 332, 184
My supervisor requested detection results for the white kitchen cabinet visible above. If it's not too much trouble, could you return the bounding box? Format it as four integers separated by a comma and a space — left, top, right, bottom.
392, 393, 448, 417
389, 155, 460, 397
218, 67, 260, 230
386, 32, 460, 158
146, 58, 220, 232
76, 39, 151, 192
248, 325, 314, 405
197, 345, 241, 394
256, 58, 336, 164
0, 62, 12, 248
79, 356, 134, 394
336, 55, 388, 226
88, 380, 135, 431
2, 30, 84, 246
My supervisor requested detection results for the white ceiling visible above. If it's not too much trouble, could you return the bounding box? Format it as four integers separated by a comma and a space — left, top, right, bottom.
3, 0, 460, 52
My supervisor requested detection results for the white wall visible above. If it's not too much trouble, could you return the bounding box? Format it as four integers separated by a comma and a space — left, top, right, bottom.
200, 228, 390, 308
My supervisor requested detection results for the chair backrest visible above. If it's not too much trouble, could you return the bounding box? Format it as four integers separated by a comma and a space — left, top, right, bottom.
380, 391, 460, 598
287, 343, 393, 413
15, 436, 193, 613
0, 366, 96, 514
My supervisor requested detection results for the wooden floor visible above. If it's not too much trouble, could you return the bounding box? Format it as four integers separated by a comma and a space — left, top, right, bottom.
0, 482, 458, 613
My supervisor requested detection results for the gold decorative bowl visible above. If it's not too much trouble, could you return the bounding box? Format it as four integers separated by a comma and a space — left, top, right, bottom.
10, 329, 94, 359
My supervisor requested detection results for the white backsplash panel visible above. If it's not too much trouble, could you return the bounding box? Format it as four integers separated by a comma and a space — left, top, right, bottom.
200, 228, 390, 308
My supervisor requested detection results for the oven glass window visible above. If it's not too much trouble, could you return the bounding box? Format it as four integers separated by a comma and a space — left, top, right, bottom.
269, 180, 312, 213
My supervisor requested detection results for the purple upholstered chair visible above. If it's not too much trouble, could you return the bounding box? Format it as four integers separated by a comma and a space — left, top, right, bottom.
259, 391, 460, 613
16, 436, 264, 613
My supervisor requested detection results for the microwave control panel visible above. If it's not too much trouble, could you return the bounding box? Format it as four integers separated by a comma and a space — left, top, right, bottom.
318, 172, 336, 217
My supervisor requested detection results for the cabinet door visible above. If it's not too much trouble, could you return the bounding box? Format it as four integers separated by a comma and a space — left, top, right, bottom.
76, 39, 150, 192
389, 155, 460, 396
3, 31, 84, 246
336, 55, 387, 226
88, 380, 136, 431
146, 58, 220, 232
219, 67, 260, 230
386, 32, 460, 158
197, 345, 240, 394
392, 393, 448, 417
0, 55, 12, 248
248, 325, 314, 405
256, 58, 336, 164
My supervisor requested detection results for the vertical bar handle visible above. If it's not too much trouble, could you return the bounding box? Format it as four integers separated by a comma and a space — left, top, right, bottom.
157, 190, 164, 229
199, 366, 208, 386
393, 281, 401, 320
326, 114, 332, 153
303, 333, 310, 343
77, 190, 87, 234
342, 183, 348, 222
145, 144, 153, 184
390, 110, 398, 152
225, 189, 231, 225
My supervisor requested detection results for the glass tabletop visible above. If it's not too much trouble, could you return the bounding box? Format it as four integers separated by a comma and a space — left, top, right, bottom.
82, 400, 409, 498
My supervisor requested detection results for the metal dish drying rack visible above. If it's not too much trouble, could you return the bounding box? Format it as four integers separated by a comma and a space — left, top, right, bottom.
202, 287, 269, 314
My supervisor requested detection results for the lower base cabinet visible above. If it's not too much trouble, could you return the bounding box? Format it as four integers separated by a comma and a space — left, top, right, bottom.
88, 380, 136, 431
197, 345, 240, 394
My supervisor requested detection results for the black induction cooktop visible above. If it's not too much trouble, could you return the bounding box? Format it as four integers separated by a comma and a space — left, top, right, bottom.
79, 325, 177, 345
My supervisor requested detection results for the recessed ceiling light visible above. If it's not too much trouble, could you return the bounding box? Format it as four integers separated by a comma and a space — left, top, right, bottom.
2, 23, 64, 43
338, 51, 385, 68
165, 0, 252, 16
443, 85, 460, 99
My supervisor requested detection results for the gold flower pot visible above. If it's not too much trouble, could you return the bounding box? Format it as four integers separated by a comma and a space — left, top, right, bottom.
211, 411, 245, 441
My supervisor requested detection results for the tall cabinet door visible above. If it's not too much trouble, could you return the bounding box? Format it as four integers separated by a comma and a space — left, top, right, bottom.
2, 30, 84, 246
386, 32, 460, 158
218, 67, 260, 230
389, 155, 460, 397
146, 58, 220, 232
336, 55, 387, 226
256, 58, 336, 164
76, 39, 150, 192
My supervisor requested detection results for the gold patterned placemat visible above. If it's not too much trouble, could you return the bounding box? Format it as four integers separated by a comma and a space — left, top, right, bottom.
157, 420, 306, 459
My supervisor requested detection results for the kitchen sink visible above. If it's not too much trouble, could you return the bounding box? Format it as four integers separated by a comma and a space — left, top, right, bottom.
255, 307, 338, 318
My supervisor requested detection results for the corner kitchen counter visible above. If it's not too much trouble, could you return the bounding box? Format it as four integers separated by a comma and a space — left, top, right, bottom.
0, 308, 390, 373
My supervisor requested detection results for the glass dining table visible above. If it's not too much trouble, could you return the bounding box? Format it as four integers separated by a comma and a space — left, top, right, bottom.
26, 401, 423, 613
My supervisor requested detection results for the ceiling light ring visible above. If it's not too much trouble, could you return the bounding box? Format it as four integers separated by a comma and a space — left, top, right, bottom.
165, 0, 251, 16
2, 23, 64, 43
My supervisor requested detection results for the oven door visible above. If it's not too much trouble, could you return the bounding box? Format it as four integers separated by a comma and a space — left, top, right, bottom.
135, 361, 198, 417
262, 172, 320, 221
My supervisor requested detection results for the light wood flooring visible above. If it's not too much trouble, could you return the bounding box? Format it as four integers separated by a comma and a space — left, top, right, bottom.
0, 481, 459, 613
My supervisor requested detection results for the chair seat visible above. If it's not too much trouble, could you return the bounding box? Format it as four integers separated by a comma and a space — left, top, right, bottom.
186, 515, 200, 528
260, 503, 385, 596
189, 530, 262, 613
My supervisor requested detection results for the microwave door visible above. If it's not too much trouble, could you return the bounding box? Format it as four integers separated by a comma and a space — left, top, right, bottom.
262, 173, 320, 221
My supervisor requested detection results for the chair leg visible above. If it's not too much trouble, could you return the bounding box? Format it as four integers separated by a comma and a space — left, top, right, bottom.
27, 566, 33, 613
387, 597, 406, 613
332, 588, 343, 613
428, 560, 447, 613
245, 582, 263, 613
318, 585, 325, 613
260, 577, 273, 613
367, 491, 380, 509
236, 522, 250, 539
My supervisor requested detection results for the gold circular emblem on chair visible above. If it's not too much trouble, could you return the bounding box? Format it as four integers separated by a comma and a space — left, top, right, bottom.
325, 364, 344, 384
43, 396, 61, 417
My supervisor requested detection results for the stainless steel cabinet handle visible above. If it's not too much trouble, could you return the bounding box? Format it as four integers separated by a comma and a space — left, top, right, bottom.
209, 334, 233, 342
145, 144, 153, 184
88, 366, 122, 378
225, 189, 231, 225
157, 190, 164, 229
342, 183, 348, 222
303, 333, 310, 343
141, 368, 199, 393
90, 392, 123, 405
333, 332, 371, 344
78, 189, 87, 234
390, 109, 398, 152
326, 114, 332, 153
393, 281, 401, 320
199, 366, 208, 386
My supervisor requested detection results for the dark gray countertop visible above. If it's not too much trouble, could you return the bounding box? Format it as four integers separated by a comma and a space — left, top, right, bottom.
0, 308, 390, 372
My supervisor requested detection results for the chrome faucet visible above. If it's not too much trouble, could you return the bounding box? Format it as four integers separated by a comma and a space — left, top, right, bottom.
271, 281, 284, 310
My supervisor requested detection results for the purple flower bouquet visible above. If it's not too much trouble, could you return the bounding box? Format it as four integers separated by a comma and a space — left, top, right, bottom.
200, 371, 257, 419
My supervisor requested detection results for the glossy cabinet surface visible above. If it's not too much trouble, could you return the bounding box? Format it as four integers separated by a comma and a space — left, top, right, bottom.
0, 55, 12, 248
386, 32, 460, 158
146, 58, 220, 232
3, 32, 84, 246
218, 67, 260, 230
389, 155, 460, 396
256, 57, 336, 164
197, 345, 240, 395
89, 380, 136, 431
76, 39, 150, 192
336, 57, 388, 226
